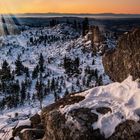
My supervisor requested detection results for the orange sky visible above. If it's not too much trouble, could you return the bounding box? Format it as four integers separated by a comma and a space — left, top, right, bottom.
0, 0, 140, 14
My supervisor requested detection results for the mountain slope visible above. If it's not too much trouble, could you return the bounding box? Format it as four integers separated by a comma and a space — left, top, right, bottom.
0, 23, 111, 139
11, 76, 140, 140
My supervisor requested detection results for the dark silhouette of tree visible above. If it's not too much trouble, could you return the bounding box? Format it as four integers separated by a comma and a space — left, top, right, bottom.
82, 18, 89, 36
39, 53, 45, 72
20, 81, 26, 104
15, 55, 25, 76
32, 65, 39, 79
35, 79, 44, 109
1, 60, 12, 81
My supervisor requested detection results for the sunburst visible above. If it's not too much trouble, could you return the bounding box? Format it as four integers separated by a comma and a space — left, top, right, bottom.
0, 1, 21, 36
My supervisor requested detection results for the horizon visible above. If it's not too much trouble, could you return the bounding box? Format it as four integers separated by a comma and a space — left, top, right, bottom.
1, 12, 140, 15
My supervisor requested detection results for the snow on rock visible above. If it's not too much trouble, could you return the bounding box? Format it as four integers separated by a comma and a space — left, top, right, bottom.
60, 76, 140, 138
16, 119, 31, 128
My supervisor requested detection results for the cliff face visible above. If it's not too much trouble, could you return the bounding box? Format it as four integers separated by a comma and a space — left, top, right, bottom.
103, 28, 140, 82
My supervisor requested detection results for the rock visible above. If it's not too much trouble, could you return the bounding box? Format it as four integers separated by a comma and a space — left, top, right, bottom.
41, 94, 105, 140
9, 137, 15, 140
20, 129, 45, 140
103, 28, 140, 82
30, 113, 41, 128
109, 120, 140, 140
87, 26, 105, 44
12, 125, 32, 137
35, 123, 44, 130
96, 107, 112, 115
69, 108, 98, 124
42, 95, 85, 120
42, 108, 104, 140
41, 94, 86, 140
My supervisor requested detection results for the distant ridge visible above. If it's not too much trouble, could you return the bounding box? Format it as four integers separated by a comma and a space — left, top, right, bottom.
1, 13, 140, 19
1, 13, 140, 16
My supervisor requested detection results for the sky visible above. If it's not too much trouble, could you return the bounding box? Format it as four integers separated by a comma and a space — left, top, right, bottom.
0, 0, 140, 14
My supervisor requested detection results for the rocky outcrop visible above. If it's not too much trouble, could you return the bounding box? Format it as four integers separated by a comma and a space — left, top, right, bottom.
103, 28, 140, 82
87, 26, 105, 44
11, 113, 44, 140
11, 93, 140, 140
86, 26, 107, 54
41, 94, 105, 140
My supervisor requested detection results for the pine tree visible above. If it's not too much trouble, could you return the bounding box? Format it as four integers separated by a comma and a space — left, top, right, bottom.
94, 69, 98, 80
12, 80, 20, 93
92, 59, 95, 65
75, 57, 80, 68
54, 92, 60, 102
15, 55, 25, 76
51, 78, 55, 91
44, 87, 48, 96
98, 75, 103, 86
82, 76, 86, 86
1, 60, 12, 81
35, 79, 43, 109
82, 18, 89, 36
39, 53, 45, 72
32, 65, 39, 79
2, 60, 9, 70
71, 85, 75, 92
20, 81, 26, 104
76, 79, 80, 86
73, 20, 78, 30
64, 88, 69, 97
25, 67, 30, 78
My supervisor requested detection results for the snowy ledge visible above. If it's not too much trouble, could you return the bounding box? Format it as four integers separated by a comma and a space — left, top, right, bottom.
59, 76, 140, 138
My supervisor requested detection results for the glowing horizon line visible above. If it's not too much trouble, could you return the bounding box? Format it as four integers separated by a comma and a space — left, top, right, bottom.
0, 12, 140, 15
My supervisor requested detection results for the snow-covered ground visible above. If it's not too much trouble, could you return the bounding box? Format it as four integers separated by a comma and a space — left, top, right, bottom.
60, 76, 140, 138
0, 23, 112, 139
0, 94, 54, 139
0, 23, 139, 139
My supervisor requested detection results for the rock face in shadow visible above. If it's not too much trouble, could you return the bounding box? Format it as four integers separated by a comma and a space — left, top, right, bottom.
109, 120, 140, 140
103, 28, 140, 82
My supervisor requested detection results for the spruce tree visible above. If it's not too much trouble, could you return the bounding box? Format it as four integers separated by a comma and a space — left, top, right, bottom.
20, 81, 26, 104
15, 55, 24, 76
32, 65, 39, 79
39, 53, 45, 72
82, 18, 89, 36
35, 79, 43, 109
64, 88, 69, 97
1, 60, 11, 81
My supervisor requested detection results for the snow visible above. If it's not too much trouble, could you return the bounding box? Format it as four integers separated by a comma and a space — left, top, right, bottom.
16, 119, 31, 128
0, 94, 54, 139
60, 76, 140, 138
0, 23, 111, 101
0, 23, 113, 139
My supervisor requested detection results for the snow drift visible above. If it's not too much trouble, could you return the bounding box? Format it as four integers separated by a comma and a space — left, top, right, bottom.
60, 76, 140, 138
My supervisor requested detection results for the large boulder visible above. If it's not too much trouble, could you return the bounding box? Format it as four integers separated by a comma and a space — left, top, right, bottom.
103, 28, 140, 82
41, 94, 105, 140
20, 129, 45, 140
